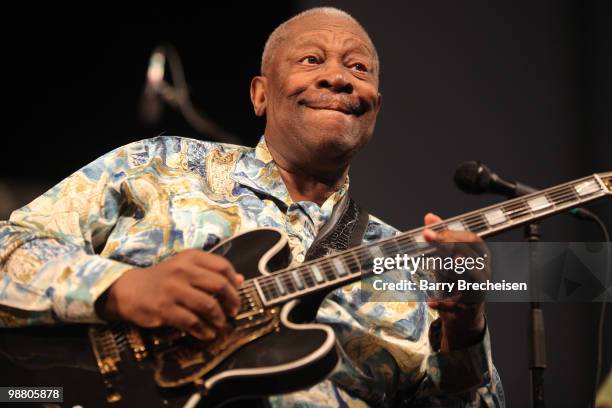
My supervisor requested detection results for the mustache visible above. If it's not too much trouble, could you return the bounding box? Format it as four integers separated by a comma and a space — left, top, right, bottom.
299, 94, 370, 116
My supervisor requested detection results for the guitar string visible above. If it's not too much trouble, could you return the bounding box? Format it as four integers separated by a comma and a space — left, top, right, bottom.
252, 184, 600, 297
254, 184, 587, 292
241, 177, 607, 306
240, 194, 598, 309
239, 178, 601, 301
256, 239, 431, 297
254, 210, 551, 299
253, 181, 588, 286
253, 186, 598, 298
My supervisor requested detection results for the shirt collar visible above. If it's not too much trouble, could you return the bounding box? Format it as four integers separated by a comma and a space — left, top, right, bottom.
230, 136, 349, 215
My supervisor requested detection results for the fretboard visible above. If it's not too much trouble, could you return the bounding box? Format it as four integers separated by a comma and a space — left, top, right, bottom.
251, 173, 611, 306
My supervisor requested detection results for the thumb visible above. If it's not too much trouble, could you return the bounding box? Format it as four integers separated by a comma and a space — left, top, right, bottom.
424, 212, 442, 226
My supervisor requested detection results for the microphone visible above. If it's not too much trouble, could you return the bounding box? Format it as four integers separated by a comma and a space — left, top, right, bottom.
140, 50, 166, 124
454, 161, 595, 220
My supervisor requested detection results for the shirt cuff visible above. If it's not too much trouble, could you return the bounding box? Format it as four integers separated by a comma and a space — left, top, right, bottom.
425, 317, 493, 394
44, 253, 134, 324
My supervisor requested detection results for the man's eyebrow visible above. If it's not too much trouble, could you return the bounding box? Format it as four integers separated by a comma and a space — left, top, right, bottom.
289, 35, 374, 60
340, 37, 374, 58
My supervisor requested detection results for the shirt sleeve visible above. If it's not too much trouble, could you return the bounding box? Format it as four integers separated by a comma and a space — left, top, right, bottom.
0, 143, 145, 327
316, 215, 505, 407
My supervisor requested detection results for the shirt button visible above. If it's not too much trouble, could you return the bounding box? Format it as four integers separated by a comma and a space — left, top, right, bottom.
296, 254, 305, 263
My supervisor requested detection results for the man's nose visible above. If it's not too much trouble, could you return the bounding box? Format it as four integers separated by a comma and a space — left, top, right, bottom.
316, 64, 353, 94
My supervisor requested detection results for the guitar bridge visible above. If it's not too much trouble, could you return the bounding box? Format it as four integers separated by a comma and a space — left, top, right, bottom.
89, 325, 126, 403
235, 286, 265, 321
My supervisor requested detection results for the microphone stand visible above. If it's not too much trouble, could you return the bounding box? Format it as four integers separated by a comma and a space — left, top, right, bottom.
526, 222, 546, 408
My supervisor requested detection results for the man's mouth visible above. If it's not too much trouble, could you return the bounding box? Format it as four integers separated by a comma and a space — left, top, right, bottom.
298, 97, 366, 116
305, 105, 353, 115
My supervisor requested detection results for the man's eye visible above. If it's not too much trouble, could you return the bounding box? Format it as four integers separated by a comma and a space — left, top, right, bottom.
299, 56, 320, 65
352, 63, 368, 72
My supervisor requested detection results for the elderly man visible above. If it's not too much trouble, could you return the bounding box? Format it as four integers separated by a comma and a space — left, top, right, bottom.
0, 7, 503, 407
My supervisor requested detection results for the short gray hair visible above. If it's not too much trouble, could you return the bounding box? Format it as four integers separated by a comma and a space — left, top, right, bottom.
261, 7, 379, 78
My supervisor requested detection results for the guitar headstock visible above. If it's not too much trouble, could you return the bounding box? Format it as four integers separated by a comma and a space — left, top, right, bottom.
598, 172, 612, 194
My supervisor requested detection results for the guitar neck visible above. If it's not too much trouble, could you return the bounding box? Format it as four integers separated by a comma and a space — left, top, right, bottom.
253, 172, 612, 306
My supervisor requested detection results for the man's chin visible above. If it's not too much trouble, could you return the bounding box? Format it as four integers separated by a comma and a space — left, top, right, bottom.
306, 131, 364, 161
287, 113, 371, 162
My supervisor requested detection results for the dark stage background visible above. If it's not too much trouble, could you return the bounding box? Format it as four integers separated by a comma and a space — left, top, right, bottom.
2, 2, 611, 407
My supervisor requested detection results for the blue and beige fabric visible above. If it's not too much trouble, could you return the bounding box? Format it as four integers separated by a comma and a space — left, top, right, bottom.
0, 136, 504, 407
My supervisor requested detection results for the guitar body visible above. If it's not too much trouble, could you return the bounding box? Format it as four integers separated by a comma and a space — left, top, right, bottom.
0, 228, 339, 408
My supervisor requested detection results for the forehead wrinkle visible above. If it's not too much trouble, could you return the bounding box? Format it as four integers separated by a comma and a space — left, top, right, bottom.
288, 30, 374, 57
291, 26, 370, 45
290, 32, 332, 50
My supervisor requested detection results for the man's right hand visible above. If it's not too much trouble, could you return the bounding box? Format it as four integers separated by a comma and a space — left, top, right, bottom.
95, 249, 244, 341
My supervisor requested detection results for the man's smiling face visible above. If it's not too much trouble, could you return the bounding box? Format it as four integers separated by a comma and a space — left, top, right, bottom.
252, 13, 381, 175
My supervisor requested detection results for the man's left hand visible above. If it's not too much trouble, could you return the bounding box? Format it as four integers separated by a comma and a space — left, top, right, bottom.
422, 212, 487, 351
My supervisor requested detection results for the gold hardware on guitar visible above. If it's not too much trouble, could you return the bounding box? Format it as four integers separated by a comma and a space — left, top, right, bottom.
87, 303, 281, 394
89, 326, 124, 403
126, 327, 148, 361
154, 306, 280, 388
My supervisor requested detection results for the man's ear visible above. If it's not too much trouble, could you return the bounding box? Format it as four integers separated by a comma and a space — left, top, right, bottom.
250, 76, 268, 117
375, 92, 382, 115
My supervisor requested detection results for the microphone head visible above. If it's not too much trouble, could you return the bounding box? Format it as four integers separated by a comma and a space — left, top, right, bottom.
454, 161, 492, 194
147, 51, 166, 87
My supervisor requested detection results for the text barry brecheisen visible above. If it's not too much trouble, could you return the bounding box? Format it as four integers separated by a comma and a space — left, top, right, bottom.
372, 278, 527, 292
370, 253, 527, 292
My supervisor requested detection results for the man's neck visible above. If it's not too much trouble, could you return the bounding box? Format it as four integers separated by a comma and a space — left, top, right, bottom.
265, 142, 348, 206
276, 165, 347, 206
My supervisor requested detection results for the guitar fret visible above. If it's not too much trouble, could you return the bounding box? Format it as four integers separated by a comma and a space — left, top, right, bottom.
263, 281, 279, 301
503, 200, 531, 220
357, 249, 374, 272
322, 262, 338, 281
282, 273, 297, 293
300, 268, 316, 287
431, 223, 446, 233
378, 241, 408, 268
549, 186, 578, 206
344, 251, 363, 274
464, 214, 488, 233
380, 239, 402, 257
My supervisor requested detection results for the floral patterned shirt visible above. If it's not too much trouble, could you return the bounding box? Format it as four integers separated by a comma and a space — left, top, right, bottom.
0, 136, 503, 407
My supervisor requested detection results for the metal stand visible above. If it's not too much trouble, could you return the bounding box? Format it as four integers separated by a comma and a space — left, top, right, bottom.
526, 222, 546, 408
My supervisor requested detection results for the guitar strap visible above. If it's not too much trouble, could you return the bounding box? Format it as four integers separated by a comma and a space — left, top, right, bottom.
304, 193, 369, 262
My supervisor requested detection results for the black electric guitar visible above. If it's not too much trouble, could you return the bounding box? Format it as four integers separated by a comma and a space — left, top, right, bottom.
1, 172, 610, 408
